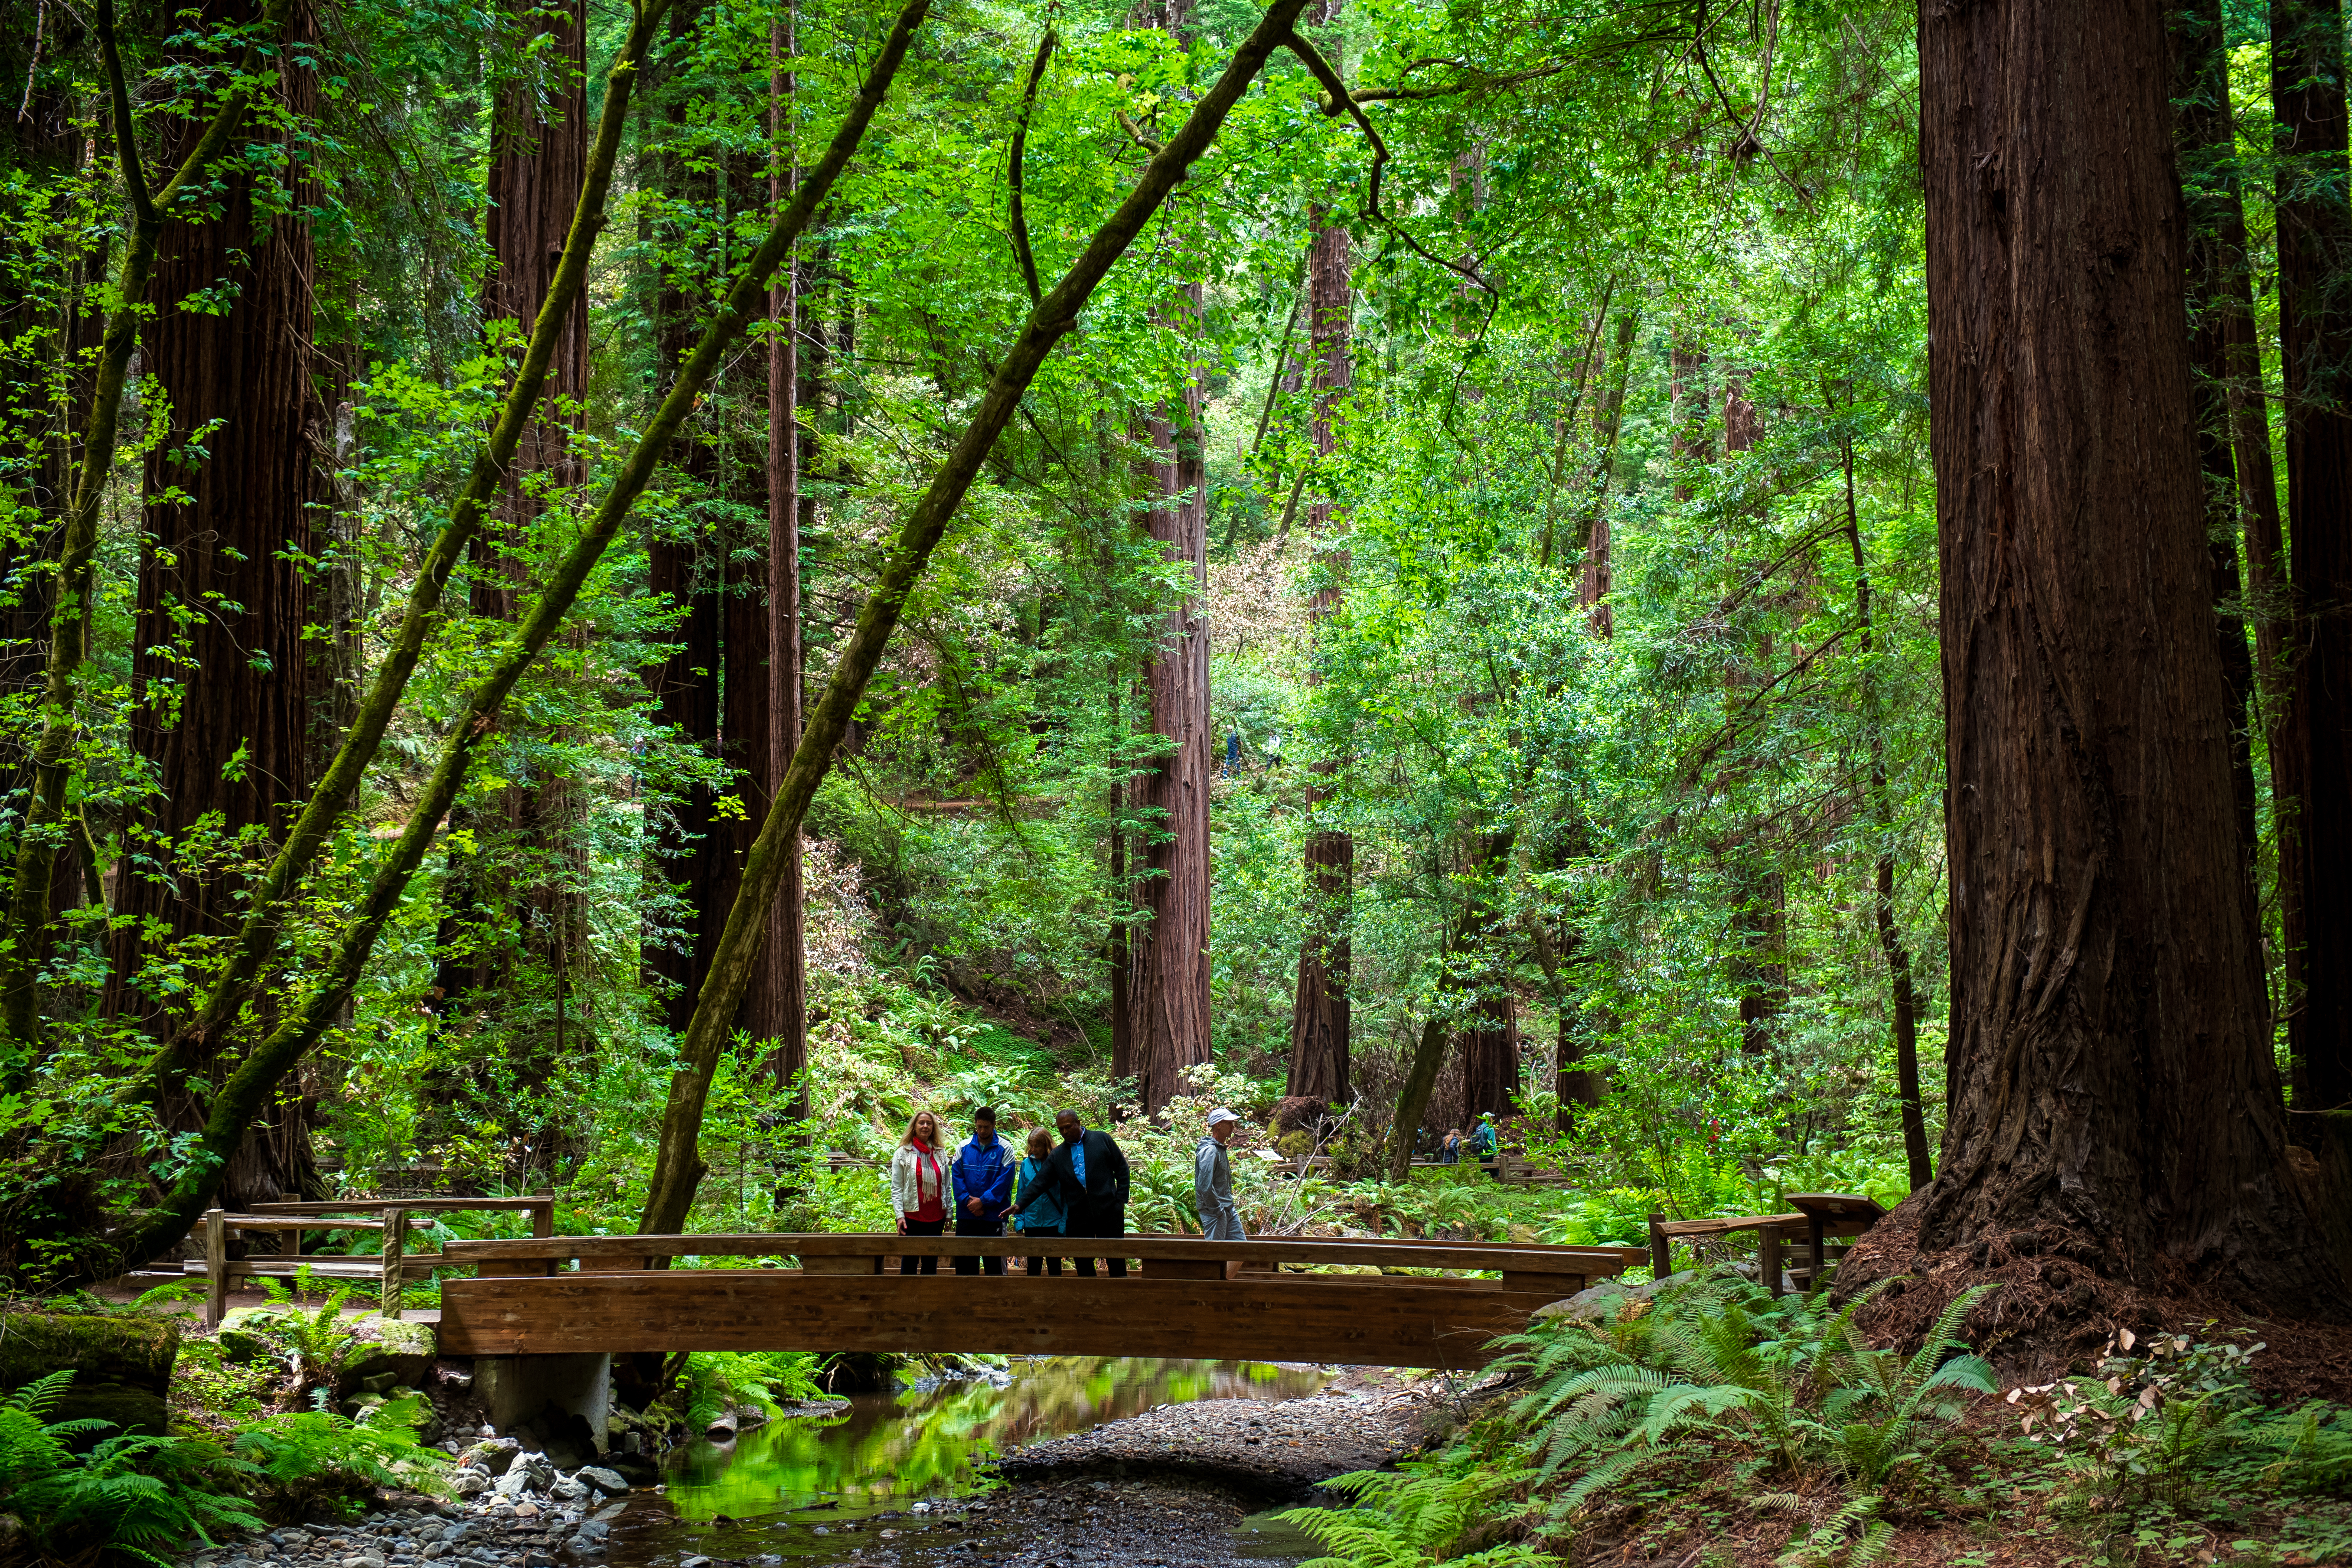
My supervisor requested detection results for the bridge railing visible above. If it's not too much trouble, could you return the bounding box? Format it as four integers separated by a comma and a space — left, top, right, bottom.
431, 1234, 1647, 1368
438, 1231, 1646, 1295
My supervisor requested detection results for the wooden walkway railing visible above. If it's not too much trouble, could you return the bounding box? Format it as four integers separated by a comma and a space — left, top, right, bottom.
190, 1196, 553, 1327
434, 1232, 1645, 1370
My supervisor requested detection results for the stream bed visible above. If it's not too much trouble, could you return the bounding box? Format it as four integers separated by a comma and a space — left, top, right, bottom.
599, 1360, 1341, 1568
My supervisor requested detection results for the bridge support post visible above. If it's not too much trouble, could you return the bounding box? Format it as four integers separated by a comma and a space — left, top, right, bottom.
477, 1353, 612, 1455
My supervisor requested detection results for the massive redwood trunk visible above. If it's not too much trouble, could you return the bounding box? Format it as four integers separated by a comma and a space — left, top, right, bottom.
111, 0, 324, 1207
1128, 286, 1213, 1114
2273, 0, 2352, 1179
1286, 210, 1352, 1105
1839, 0, 2345, 1325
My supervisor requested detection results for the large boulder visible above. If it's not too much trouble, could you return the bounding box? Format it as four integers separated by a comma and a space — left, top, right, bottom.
334, 1316, 437, 1390
216, 1304, 307, 1364
0, 1312, 176, 1439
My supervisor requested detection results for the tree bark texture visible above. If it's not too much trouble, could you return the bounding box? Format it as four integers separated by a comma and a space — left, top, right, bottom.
1129, 285, 1214, 1114
1286, 210, 1352, 1103
108, 0, 323, 1206
2274, 0, 2352, 1146
1845, 0, 2345, 1316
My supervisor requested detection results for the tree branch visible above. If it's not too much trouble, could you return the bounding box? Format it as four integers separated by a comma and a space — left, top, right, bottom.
1007, 27, 1056, 306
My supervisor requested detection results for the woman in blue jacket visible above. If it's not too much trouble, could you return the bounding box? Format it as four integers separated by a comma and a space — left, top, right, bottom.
1010, 1127, 1068, 1276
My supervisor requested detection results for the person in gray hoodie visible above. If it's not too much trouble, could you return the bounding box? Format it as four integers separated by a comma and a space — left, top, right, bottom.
1194, 1108, 1245, 1241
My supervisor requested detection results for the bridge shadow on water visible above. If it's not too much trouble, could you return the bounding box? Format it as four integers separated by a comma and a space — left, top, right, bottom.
597, 1358, 1328, 1568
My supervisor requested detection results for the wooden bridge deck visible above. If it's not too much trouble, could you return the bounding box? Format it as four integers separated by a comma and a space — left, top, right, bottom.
435, 1233, 1642, 1370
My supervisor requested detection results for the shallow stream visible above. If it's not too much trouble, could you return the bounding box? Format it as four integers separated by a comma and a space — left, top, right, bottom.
600, 1359, 1331, 1568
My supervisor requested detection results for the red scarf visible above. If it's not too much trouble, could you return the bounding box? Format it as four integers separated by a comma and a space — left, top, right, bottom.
908, 1144, 946, 1221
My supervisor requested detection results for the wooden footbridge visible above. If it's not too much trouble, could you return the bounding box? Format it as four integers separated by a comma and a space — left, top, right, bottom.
427, 1233, 1646, 1370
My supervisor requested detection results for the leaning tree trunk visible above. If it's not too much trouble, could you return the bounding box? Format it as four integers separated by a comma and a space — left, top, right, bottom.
1128, 286, 1214, 1114
107, 0, 323, 1209
2273, 0, 2352, 1179
1286, 206, 1353, 1105
1838, 0, 2347, 1329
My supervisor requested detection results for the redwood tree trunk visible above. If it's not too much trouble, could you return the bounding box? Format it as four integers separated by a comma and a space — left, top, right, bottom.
1457, 830, 1520, 1119
2274, 0, 2352, 1155
1286, 210, 1352, 1104
431, 0, 592, 1038
110, 0, 323, 1207
1840, 0, 2345, 1321
1128, 287, 1213, 1113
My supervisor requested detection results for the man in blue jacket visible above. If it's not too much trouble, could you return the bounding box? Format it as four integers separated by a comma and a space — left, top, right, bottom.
950, 1107, 1018, 1276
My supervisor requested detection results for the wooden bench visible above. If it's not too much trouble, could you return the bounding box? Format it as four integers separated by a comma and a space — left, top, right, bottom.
190, 1195, 553, 1328
1645, 1193, 1886, 1297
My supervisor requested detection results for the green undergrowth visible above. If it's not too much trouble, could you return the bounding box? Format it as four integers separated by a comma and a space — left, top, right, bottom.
3, 1363, 446, 1568
1280, 1275, 2352, 1568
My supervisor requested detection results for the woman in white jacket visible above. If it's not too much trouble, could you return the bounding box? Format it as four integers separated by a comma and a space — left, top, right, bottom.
890, 1111, 950, 1275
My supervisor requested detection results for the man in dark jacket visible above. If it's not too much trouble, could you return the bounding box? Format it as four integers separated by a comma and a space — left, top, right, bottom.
1049, 1108, 1131, 1278
950, 1107, 1018, 1276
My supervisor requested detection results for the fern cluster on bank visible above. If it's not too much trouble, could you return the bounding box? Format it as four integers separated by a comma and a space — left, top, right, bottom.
1282, 1277, 1995, 1568
0, 1370, 261, 1568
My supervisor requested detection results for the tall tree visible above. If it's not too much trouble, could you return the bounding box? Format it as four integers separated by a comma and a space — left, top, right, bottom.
1285, 189, 1354, 1105
1841, 0, 2345, 1318
107, 0, 325, 1207
2273, 0, 2352, 1164
1128, 285, 1214, 1113
760, 0, 808, 1092
1457, 831, 1519, 1119
2173, 0, 2262, 913
644, 0, 728, 1035
432, 0, 591, 1033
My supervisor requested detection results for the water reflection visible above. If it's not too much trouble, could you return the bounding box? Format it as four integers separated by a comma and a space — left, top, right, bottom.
661, 1358, 1327, 1523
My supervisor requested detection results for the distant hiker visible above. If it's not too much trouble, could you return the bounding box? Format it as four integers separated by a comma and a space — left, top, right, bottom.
1049, 1108, 1132, 1277
1011, 1126, 1068, 1276
891, 1111, 949, 1275
1225, 732, 1241, 774
1194, 1108, 1245, 1241
1442, 1128, 1464, 1165
951, 1105, 1018, 1276
1472, 1116, 1500, 1178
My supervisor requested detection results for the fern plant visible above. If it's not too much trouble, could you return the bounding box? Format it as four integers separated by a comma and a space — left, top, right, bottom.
1275, 1453, 1549, 1568
231, 1392, 447, 1516
679, 1351, 826, 1430
0, 1370, 263, 1568
249, 1281, 358, 1402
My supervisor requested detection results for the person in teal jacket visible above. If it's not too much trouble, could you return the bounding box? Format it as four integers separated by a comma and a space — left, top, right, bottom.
1011, 1127, 1069, 1276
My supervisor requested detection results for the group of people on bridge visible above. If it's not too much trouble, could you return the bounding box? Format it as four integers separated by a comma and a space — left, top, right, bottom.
888, 1105, 1246, 1275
